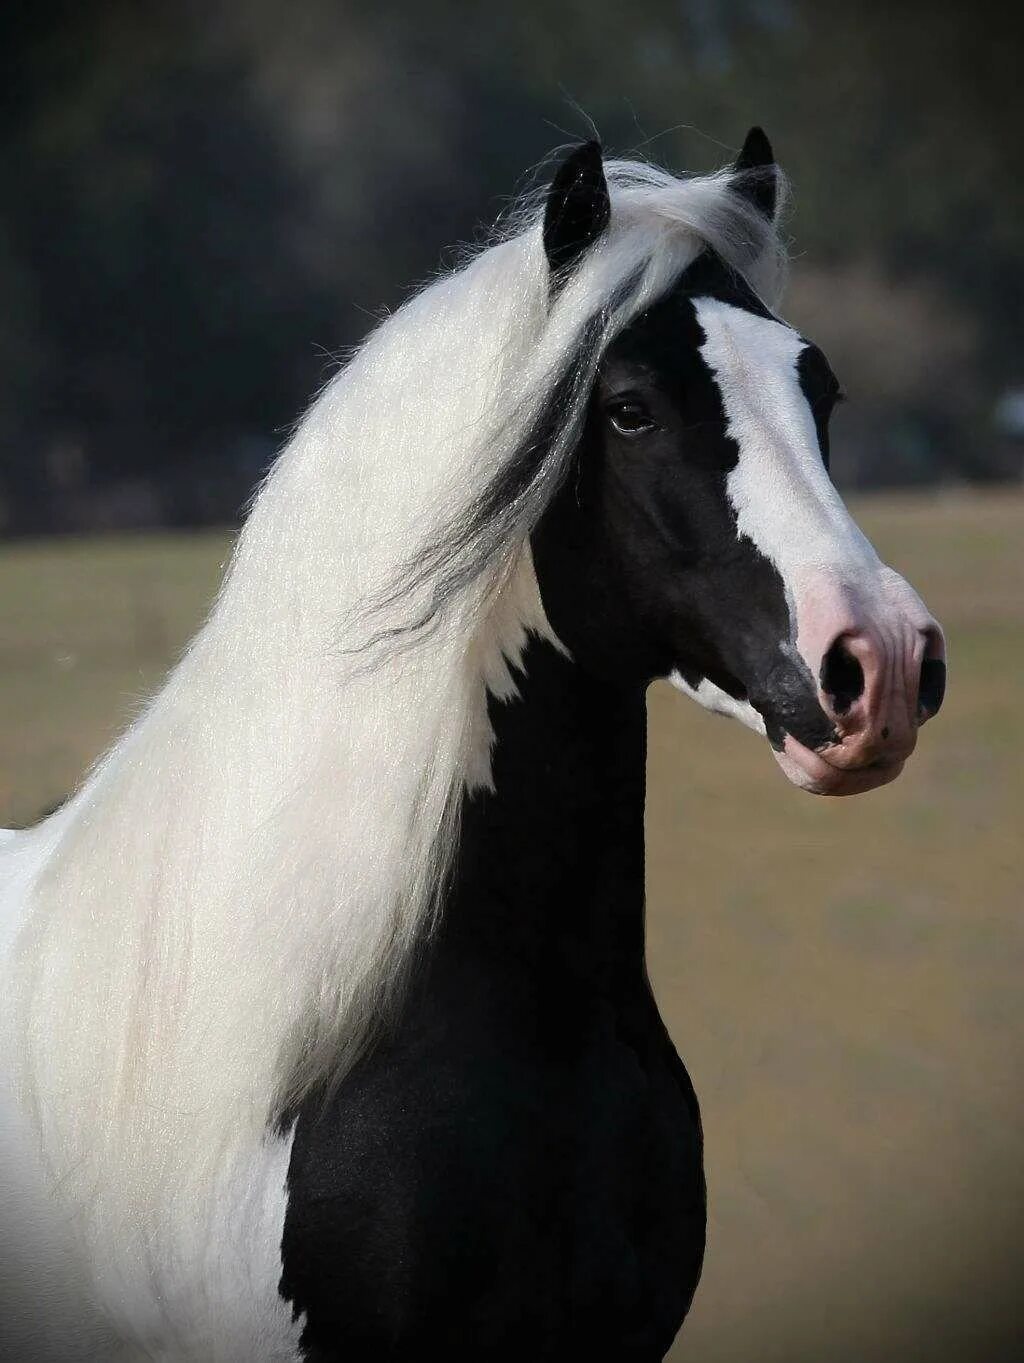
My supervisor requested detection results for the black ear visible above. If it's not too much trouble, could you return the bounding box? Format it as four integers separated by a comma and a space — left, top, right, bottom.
543, 141, 610, 284
733, 126, 778, 221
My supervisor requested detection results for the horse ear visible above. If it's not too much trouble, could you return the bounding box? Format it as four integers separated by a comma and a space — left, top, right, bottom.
543, 141, 610, 283
733, 126, 778, 222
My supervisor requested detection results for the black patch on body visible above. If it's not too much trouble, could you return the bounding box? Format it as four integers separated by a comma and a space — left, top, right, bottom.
281, 644, 705, 1361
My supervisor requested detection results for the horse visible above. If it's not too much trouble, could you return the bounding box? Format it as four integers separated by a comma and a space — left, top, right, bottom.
0, 128, 946, 1361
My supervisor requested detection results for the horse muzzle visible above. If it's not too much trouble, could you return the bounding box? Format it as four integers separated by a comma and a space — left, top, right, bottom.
771, 566, 946, 797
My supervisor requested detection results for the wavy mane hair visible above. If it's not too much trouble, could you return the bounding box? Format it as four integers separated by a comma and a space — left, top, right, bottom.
9, 154, 787, 1249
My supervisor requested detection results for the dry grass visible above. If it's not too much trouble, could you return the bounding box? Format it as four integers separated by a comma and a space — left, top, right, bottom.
0, 533, 232, 824
1, 490, 1021, 1360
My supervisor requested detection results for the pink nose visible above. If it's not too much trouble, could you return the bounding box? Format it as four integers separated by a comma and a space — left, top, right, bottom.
818, 626, 946, 766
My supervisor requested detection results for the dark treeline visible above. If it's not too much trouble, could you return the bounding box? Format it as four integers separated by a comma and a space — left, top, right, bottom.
1, 0, 1021, 535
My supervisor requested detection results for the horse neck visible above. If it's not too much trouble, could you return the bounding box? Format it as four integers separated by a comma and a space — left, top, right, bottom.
442, 636, 649, 987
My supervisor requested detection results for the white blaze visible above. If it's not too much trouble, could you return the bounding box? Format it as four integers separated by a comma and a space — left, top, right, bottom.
690, 296, 900, 691
692, 296, 878, 585
676, 295, 938, 759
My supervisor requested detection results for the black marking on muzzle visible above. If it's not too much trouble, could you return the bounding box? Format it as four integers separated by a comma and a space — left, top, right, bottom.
765, 717, 786, 753
754, 654, 839, 756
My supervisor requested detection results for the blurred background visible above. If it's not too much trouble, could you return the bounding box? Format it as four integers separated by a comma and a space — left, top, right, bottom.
4, 0, 1024, 529
1, 2, 1021, 1359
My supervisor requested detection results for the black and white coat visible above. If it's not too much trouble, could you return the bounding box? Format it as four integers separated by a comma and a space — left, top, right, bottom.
0, 132, 943, 1361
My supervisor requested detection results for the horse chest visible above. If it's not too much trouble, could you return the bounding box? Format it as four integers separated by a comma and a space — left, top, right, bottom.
279, 656, 706, 1356
280, 958, 705, 1361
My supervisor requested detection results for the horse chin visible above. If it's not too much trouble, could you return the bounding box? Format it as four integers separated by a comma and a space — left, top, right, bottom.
772, 733, 905, 797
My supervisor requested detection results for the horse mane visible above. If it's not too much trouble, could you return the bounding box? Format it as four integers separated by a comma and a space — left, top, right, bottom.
8, 155, 787, 1257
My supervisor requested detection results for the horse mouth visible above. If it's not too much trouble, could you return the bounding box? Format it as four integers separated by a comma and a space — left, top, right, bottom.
771, 732, 906, 797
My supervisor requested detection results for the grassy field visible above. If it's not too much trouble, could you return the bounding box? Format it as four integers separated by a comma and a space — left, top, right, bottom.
1, 490, 1021, 1360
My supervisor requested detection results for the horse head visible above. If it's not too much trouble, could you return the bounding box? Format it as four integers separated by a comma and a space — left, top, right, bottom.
532, 133, 946, 796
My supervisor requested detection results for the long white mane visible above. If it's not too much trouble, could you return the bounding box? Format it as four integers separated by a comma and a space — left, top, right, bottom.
5, 157, 786, 1263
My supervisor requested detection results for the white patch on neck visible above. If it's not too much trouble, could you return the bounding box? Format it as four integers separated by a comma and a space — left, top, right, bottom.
668, 671, 767, 736
692, 297, 878, 587
463, 543, 567, 794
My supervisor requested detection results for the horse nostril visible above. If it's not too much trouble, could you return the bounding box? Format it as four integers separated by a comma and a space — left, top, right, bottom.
820, 639, 865, 715
918, 656, 946, 719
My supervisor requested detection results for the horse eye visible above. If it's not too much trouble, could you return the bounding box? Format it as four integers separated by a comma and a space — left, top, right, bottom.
607, 401, 657, 437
